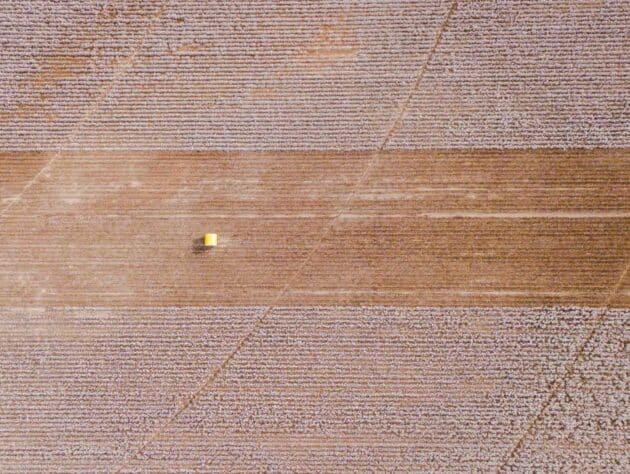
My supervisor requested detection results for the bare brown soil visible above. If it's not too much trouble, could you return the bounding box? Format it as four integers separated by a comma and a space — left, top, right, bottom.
1, 149, 627, 307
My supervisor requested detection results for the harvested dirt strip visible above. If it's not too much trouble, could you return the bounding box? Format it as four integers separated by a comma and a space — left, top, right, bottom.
0, 306, 626, 472
1, 149, 628, 307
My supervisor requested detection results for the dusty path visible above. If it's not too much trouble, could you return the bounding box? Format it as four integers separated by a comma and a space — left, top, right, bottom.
1, 149, 628, 307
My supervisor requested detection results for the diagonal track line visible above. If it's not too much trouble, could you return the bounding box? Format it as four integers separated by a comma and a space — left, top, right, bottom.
0, 3, 168, 219
112, 1, 459, 471
496, 260, 630, 472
